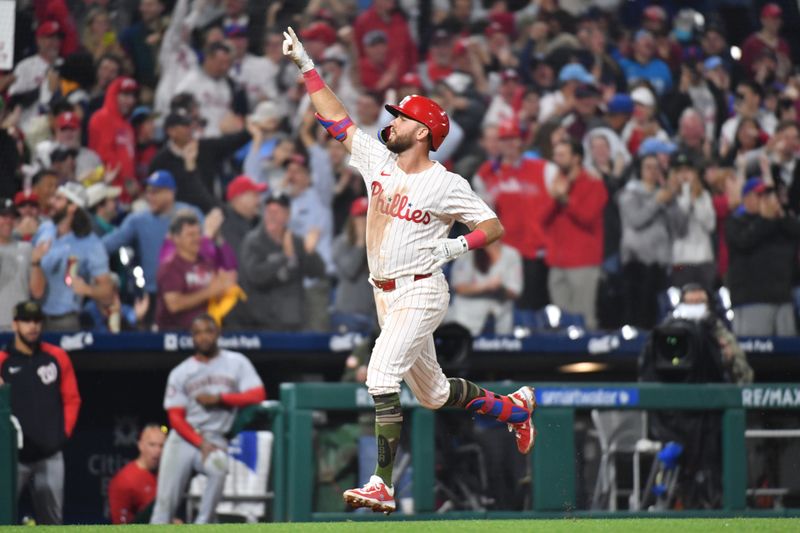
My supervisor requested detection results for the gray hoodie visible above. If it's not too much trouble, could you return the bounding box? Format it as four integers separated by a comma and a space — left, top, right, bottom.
618, 179, 688, 265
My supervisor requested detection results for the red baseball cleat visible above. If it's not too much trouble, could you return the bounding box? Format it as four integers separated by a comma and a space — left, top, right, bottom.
343, 475, 396, 514
508, 386, 537, 454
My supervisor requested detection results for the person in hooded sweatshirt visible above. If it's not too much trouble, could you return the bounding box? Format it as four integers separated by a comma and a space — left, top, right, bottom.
88, 77, 139, 204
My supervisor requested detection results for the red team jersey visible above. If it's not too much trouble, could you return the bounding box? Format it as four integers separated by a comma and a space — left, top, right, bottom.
108, 461, 158, 524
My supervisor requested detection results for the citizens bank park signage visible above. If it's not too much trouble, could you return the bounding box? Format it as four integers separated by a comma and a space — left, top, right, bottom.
163, 334, 262, 351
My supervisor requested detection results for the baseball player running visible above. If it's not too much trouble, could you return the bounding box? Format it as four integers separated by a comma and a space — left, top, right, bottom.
283, 27, 536, 514
150, 314, 265, 524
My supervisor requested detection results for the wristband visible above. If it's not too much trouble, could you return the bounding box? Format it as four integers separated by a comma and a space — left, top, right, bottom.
303, 69, 325, 94
463, 229, 488, 250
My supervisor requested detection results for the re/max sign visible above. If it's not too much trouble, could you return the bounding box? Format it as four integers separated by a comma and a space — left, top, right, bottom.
742, 387, 800, 407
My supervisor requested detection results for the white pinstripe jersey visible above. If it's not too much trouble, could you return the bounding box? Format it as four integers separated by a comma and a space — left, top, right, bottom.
349, 129, 496, 280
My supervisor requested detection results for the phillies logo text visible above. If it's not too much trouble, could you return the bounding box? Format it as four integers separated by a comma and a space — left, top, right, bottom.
371, 181, 431, 225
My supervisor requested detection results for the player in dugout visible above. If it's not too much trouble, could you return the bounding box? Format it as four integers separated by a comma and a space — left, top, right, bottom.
282, 26, 537, 514
150, 314, 265, 524
107, 424, 167, 524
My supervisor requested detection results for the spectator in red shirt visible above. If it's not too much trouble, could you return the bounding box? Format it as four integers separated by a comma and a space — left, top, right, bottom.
741, 3, 792, 80
354, 0, 417, 78
357, 30, 398, 93
155, 210, 237, 331
108, 424, 166, 524
540, 140, 607, 329
473, 122, 555, 310
88, 77, 138, 203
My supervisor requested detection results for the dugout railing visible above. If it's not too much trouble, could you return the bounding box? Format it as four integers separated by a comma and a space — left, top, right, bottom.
278, 382, 800, 522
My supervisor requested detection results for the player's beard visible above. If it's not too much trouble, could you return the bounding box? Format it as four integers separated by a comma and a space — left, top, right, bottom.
196, 341, 219, 358
385, 129, 415, 154
51, 205, 69, 226
18, 331, 41, 352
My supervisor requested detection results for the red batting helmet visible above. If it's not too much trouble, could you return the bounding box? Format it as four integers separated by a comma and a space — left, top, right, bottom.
381, 95, 450, 151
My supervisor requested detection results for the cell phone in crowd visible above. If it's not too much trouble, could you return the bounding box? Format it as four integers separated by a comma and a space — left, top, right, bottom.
64, 256, 79, 287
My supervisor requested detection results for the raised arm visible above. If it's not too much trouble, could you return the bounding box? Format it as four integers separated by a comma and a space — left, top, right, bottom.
282, 27, 356, 153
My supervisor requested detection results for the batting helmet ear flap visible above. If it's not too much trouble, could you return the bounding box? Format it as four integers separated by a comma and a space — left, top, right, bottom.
378, 125, 391, 145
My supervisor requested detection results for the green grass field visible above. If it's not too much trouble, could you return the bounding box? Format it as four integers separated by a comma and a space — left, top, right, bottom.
2, 519, 799, 532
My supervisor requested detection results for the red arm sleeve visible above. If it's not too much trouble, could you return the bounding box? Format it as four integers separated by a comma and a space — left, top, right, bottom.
167, 407, 203, 447
220, 386, 266, 408
47, 345, 81, 437
108, 467, 135, 524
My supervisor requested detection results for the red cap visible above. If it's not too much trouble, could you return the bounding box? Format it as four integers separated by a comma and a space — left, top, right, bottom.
501, 69, 520, 82
487, 12, 515, 38
484, 21, 504, 38
643, 6, 667, 21
301, 22, 337, 46
350, 197, 368, 217
497, 121, 522, 139
55, 111, 80, 130
118, 77, 139, 94
761, 3, 782, 18
226, 175, 267, 201
399, 72, 423, 89
36, 21, 62, 39
14, 190, 40, 207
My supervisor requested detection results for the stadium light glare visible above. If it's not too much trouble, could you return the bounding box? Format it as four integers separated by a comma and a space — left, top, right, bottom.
557, 362, 609, 373
731, 46, 742, 60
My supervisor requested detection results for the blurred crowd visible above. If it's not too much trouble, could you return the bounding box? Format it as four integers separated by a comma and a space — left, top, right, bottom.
2, 0, 800, 337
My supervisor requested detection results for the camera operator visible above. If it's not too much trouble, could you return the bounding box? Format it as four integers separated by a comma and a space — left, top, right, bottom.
639, 283, 752, 509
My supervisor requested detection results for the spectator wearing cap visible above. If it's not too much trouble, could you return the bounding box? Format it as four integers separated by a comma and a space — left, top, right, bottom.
538, 63, 594, 124
175, 42, 236, 138
637, 137, 677, 173
50, 145, 81, 184
353, 0, 417, 81
86, 182, 122, 236
33, 110, 103, 180
13, 190, 43, 242
449, 238, 523, 336
131, 106, 161, 182
564, 83, 603, 143
148, 109, 250, 213
155, 210, 237, 331
720, 80, 776, 156
669, 151, 717, 292
618, 30, 672, 95
120, 0, 167, 90
418, 28, 456, 92
331, 197, 374, 333
640, 5, 683, 73
283, 155, 335, 331
221, 175, 266, 263
300, 22, 339, 63
103, 171, 202, 326
316, 47, 360, 113
0, 199, 47, 330
617, 152, 686, 329
621, 86, 668, 157
741, 3, 792, 80
726, 177, 800, 336
540, 140, 607, 330
483, 69, 523, 129
0, 300, 81, 525
473, 121, 555, 311
88, 77, 139, 203
663, 52, 728, 144
225, 23, 275, 111
226, 193, 325, 331
357, 30, 400, 93
38, 183, 113, 331
243, 100, 287, 188
7, 21, 64, 130
603, 94, 634, 134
